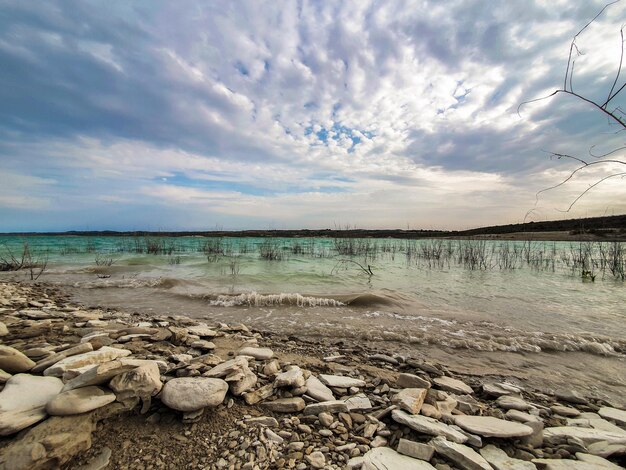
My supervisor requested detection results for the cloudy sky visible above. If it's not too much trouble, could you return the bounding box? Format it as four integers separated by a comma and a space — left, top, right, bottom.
0, 0, 624, 231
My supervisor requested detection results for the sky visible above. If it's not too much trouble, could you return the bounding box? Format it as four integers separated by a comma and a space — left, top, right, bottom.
0, 0, 625, 232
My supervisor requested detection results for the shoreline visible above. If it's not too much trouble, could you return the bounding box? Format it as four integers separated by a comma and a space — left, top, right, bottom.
1, 281, 625, 469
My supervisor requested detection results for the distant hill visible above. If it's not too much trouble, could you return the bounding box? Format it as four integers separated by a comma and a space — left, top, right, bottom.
2, 214, 625, 240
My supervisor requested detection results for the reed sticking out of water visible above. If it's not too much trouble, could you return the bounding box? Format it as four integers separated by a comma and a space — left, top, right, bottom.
0, 242, 48, 280
94, 254, 114, 266
259, 239, 288, 261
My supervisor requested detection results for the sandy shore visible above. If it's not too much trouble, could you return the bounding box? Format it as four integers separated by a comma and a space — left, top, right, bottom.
1, 281, 625, 469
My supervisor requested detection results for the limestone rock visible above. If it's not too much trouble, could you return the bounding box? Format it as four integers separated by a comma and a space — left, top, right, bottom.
46, 386, 116, 416
244, 416, 279, 427
532, 458, 607, 469
431, 436, 492, 470
433, 376, 473, 395
76, 446, 111, 470
43, 347, 131, 377
0, 369, 11, 383
0, 374, 64, 436
454, 415, 534, 438
575, 453, 624, 470
344, 393, 373, 411
304, 400, 349, 415
263, 397, 306, 413
0, 345, 36, 373
543, 426, 626, 446
483, 382, 522, 397
0, 321, 8, 336
319, 374, 366, 388
109, 362, 162, 412
61, 359, 142, 391
274, 366, 305, 388
305, 375, 335, 402
397, 439, 435, 461
229, 366, 257, 396
551, 404, 580, 417
362, 447, 437, 469
187, 324, 217, 337
190, 340, 216, 350
397, 372, 431, 389
237, 346, 274, 360
497, 395, 533, 411
599, 407, 626, 427
0, 413, 95, 470
243, 383, 275, 405
392, 388, 427, 415
32, 343, 94, 374
306, 451, 326, 469
392, 409, 468, 444
160, 377, 228, 412
480, 444, 536, 470
204, 356, 248, 378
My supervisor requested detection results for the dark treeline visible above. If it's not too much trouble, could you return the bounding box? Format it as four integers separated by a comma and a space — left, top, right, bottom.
2, 214, 626, 239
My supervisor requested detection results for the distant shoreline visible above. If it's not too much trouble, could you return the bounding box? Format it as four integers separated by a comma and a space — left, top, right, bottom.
1, 214, 626, 241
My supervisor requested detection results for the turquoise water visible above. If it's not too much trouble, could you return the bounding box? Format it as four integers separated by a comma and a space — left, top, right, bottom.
1, 235, 625, 350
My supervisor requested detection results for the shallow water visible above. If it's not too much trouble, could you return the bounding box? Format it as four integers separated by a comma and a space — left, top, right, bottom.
1, 235, 625, 403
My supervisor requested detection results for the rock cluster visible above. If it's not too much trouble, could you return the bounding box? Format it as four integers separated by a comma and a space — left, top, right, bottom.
0, 281, 625, 470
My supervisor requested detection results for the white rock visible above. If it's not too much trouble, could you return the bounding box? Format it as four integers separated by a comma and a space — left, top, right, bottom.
304, 400, 349, 415
397, 373, 431, 389
109, 362, 162, 412
46, 386, 116, 415
237, 347, 273, 360
397, 439, 435, 461
43, 346, 131, 377
575, 453, 624, 469
187, 324, 217, 337
497, 395, 533, 411
343, 393, 373, 411
433, 376, 473, 395
599, 407, 626, 427
392, 388, 427, 414
0, 374, 63, 435
305, 375, 335, 402
319, 374, 366, 388
532, 458, 606, 469
480, 444, 536, 470
392, 409, 468, 444
543, 426, 626, 446
274, 367, 305, 388
454, 415, 534, 438
161, 377, 228, 412
204, 356, 248, 378
362, 447, 436, 469
431, 436, 492, 470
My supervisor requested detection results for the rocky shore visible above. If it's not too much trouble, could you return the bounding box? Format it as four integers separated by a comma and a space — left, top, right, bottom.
0, 281, 625, 469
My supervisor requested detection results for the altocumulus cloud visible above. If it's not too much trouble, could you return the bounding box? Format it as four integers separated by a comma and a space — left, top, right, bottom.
0, 0, 624, 231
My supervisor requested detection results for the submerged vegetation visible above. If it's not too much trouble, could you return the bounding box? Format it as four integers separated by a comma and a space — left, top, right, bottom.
1, 234, 625, 281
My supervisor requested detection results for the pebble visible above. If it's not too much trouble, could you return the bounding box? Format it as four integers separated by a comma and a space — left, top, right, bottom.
160, 377, 228, 411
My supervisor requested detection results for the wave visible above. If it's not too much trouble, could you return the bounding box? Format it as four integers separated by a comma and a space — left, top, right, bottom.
72, 277, 185, 289
206, 292, 345, 307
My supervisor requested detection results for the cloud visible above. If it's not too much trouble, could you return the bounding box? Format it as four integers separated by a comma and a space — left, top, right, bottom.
0, 0, 624, 231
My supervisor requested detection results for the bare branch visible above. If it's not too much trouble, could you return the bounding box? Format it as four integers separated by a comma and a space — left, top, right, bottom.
557, 172, 626, 212
605, 26, 625, 107
589, 145, 626, 158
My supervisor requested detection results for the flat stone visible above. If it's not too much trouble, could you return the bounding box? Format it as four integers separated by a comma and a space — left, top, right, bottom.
319, 374, 366, 388
433, 376, 473, 395
483, 382, 522, 397
392, 409, 468, 444
344, 393, 373, 411
0, 321, 8, 336
551, 404, 580, 417
587, 440, 626, 458
543, 426, 626, 446
304, 400, 349, 415
186, 324, 218, 337
161, 377, 228, 412
243, 383, 275, 405
305, 375, 335, 402
32, 343, 95, 374
369, 353, 399, 365
397, 439, 435, 461
262, 397, 305, 413
497, 395, 533, 411
575, 453, 624, 470
244, 416, 279, 427
237, 346, 274, 360
532, 458, 606, 469
506, 409, 543, 424
43, 346, 131, 377
204, 356, 248, 378
0, 374, 64, 436
397, 373, 431, 389
362, 447, 436, 469
0, 345, 35, 373
431, 436, 491, 470
190, 340, 216, 350
392, 388, 427, 414
454, 415, 534, 438
0, 369, 11, 383
480, 444, 536, 470
599, 407, 626, 427
274, 366, 305, 388
46, 386, 116, 415
61, 359, 144, 391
